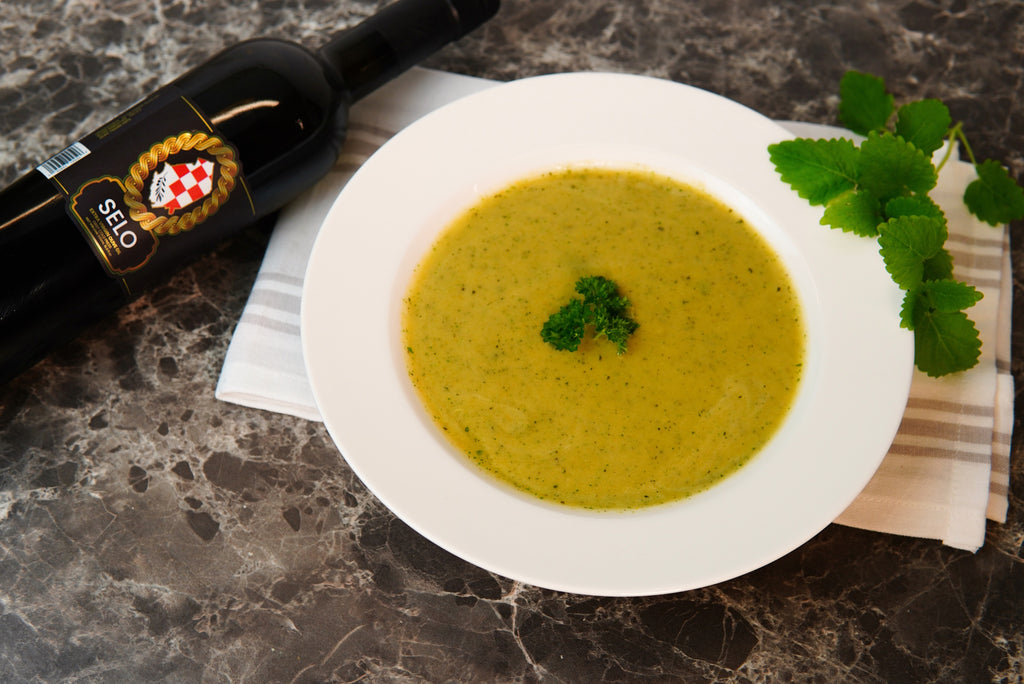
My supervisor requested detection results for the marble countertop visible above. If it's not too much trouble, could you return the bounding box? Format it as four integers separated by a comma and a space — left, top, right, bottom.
1, 0, 1022, 681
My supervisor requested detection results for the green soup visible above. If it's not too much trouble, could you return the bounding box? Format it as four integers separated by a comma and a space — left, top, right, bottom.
402, 167, 805, 509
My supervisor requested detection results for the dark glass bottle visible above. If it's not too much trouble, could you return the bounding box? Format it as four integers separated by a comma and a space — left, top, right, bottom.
0, 0, 499, 385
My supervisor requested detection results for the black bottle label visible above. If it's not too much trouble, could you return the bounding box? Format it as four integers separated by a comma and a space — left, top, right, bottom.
39, 87, 255, 295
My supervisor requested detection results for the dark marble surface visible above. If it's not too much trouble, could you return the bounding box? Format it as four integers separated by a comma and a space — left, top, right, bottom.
1, 0, 1022, 681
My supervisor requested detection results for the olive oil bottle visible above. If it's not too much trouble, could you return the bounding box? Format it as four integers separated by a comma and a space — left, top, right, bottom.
0, 0, 499, 384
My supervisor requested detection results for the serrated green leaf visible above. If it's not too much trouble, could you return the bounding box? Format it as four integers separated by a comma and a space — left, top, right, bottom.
877, 215, 948, 290
768, 138, 859, 206
839, 71, 894, 135
821, 189, 882, 236
903, 280, 983, 376
919, 279, 983, 312
766, 69, 1007, 379
912, 307, 982, 377
894, 99, 952, 156
885, 194, 945, 221
899, 289, 917, 330
883, 196, 951, 280
858, 131, 938, 200
963, 159, 1024, 226
922, 248, 954, 281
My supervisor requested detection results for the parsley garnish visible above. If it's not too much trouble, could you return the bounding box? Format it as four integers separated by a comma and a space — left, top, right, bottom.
768, 70, 1024, 377
541, 276, 638, 355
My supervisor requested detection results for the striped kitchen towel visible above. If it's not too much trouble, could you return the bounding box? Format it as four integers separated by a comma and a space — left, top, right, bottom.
215, 67, 1013, 552
215, 68, 498, 421
830, 159, 1013, 549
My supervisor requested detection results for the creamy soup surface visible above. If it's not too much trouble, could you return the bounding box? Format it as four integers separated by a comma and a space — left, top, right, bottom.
402, 167, 805, 510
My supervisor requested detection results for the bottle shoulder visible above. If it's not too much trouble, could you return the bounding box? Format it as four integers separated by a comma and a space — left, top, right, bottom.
170, 37, 348, 208
172, 38, 345, 109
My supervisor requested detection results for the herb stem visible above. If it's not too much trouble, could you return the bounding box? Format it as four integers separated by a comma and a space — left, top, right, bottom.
936, 122, 961, 173
950, 122, 980, 167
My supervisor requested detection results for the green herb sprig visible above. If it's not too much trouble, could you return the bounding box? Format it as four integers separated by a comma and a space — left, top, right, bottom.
768, 70, 1024, 377
541, 276, 638, 355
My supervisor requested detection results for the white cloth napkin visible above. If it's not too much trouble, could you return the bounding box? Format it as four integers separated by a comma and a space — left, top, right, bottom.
216, 67, 1013, 552
215, 68, 498, 420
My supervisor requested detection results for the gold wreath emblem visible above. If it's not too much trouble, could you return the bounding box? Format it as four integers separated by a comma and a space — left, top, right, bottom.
123, 131, 238, 236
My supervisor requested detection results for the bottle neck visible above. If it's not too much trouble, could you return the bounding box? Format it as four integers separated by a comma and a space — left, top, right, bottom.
319, 0, 499, 103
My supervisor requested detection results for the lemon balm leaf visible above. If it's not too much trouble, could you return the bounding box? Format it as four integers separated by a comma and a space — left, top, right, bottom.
766, 69, 1016, 376
922, 247, 955, 282
820, 188, 882, 236
768, 138, 859, 206
877, 215, 948, 290
911, 299, 982, 377
901, 280, 982, 375
883, 195, 952, 281
963, 159, 1024, 226
914, 310, 982, 376
920, 279, 983, 312
898, 289, 917, 330
839, 71, 894, 135
885, 194, 945, 221
895, 99, 952, 156
858, 131, 938, 200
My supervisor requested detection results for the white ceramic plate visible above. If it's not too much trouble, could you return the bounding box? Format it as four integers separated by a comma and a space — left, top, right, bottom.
302, 73, 913, 596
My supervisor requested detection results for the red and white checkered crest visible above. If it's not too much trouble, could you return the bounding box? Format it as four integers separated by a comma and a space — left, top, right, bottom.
149, 158, 215, 214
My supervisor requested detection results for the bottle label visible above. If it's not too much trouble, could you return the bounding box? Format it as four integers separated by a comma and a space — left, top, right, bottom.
40, 88, 255, 294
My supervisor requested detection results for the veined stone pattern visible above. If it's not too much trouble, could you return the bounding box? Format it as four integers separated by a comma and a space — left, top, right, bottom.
0, 1, 1021, 681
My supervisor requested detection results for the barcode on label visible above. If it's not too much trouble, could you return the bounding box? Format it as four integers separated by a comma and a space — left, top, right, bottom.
36, 141, 91, 179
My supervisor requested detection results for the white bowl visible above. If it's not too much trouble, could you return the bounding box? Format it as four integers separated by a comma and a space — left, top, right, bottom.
301, 72, 913, 596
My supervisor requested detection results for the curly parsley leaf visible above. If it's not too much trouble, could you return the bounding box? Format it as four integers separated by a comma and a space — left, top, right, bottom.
600, 313, 640, 353
575, 275, 621, 309
540, 298, 587, 352
839, 71, 894, 135
963, 159, 1024, 226
895, 99, 951, 156
767, 138, 859, 206
542, 276, 638, 355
